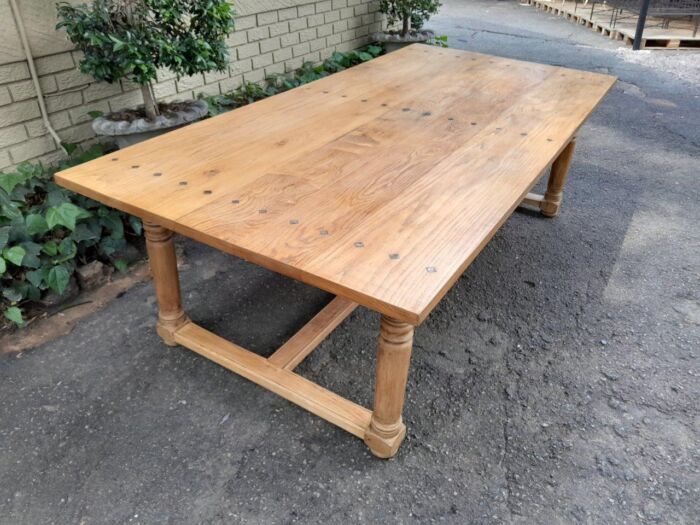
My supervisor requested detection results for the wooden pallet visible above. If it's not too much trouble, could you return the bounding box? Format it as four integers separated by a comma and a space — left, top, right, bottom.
528, 0, 700, 49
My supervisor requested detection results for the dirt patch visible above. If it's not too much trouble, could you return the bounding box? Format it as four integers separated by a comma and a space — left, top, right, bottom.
0, 262, 151, 354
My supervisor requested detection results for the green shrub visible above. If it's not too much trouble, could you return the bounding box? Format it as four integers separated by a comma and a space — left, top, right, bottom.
2, 43, 384, 327
0, 145, 142, 327
56, 0, 235, 120
379, 0, 442, 35
201, 45, 384, 116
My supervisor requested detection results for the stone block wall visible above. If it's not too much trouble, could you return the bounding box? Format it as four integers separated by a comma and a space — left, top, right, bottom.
0, 0, 382, 171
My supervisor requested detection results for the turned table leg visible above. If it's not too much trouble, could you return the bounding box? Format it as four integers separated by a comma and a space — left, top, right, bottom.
364, 315, 414, 458
541, 137, 577, 218
144, 222, 189, 346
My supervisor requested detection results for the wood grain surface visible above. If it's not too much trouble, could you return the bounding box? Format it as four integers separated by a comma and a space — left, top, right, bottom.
56, 45, 616, 325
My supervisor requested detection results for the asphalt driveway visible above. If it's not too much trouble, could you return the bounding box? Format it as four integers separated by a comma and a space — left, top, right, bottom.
1, 1, 698, 523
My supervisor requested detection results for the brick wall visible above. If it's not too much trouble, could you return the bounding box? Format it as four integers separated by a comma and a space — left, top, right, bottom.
0, 0, 382, 171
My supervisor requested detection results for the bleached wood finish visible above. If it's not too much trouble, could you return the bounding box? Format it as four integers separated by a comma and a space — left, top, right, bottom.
143, 220, 374, 447
364, 316, 414, 458
541, 138, 577, 217
174, 322, 372, 438
521, 192, 545, 209
143, 222, 188, 345
518, 137, 576, 217
269, 296, 357, 370
55, 46, 615, 458
56, 45, 615, 326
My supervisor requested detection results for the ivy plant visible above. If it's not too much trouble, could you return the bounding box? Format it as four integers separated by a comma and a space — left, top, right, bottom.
0, 146, 142, 327
201, 46, 385, 116
379, 0, 442, 36
56, 0, 235, 120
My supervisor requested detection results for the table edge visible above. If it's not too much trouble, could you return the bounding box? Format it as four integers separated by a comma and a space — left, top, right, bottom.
54, 53, 617, 326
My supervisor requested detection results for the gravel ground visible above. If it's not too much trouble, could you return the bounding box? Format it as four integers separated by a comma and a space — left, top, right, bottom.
1, 1, 698, 523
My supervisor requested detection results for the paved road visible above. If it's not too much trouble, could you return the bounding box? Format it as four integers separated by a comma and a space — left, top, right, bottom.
1, 1, 698, 523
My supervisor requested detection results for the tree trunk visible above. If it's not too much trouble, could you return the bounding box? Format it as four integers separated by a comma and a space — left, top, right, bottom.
401, 13, 411, 37
140, 83, 160, 121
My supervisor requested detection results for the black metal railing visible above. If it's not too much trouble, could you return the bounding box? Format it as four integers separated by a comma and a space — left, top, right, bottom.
571, 0, 700, 48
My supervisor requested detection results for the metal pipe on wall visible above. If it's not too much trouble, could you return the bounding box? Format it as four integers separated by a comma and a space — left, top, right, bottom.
8, 0, 68, 154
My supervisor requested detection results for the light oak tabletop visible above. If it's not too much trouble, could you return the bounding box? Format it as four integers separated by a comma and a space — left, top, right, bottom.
56, 45, 616, 325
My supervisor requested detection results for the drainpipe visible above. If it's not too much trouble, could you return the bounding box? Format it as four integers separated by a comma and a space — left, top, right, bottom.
9, 0, 68, 154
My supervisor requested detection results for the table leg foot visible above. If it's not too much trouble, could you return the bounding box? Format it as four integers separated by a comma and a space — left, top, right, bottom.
365, 419, 407, 458
364, 315, 413, 459
156, 317, 189, 347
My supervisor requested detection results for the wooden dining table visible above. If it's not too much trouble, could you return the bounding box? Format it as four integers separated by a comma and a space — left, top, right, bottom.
56, 44, 615, 458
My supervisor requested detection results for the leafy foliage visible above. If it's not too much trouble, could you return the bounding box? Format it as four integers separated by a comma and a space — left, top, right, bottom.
201, 45, 385, 116
2, 43, 383, 327
379, 0, 442, 34
429, 34, 449, 48
56, 0, 235, 86
0, 145, 142, 327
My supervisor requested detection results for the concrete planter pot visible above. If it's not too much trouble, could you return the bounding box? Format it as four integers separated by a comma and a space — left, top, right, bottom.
372, 30, 434, 53
92, 100, 209, 149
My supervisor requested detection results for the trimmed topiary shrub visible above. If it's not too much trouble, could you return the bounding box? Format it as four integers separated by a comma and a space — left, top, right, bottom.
56, 0, 235, 120
379, 0, 442, 36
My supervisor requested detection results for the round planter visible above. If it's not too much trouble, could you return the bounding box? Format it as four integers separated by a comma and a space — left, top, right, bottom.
372, 30, 434, 53
92, 100, 209, 149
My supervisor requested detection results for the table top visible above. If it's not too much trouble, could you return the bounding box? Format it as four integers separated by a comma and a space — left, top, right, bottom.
56, 45, 615, 325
